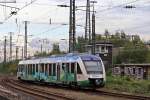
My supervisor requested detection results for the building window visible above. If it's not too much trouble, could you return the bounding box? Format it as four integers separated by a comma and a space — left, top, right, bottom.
133, 68, 135, 75
138, 68, 142, 74
101, 46, 105, 53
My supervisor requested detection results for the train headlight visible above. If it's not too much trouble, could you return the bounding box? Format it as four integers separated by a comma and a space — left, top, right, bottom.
95, 79, 101, 85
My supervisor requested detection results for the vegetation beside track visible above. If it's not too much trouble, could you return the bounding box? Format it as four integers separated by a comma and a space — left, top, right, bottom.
105, 74, 150, 96
0, 60, 19, 75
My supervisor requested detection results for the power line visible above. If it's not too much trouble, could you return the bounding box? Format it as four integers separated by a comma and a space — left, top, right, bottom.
33, 25, 67, 37
3, 0, 38, 22
96, 0, 143, 14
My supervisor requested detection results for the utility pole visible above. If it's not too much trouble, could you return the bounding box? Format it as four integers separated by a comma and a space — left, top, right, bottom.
4, 36, 7, 63
69, 0, 76, 53
24, 21, 28, 59
91, 1, 97, 55
85, 0, 91, 44
9, 32, 13, 61
16, 46, 18, 60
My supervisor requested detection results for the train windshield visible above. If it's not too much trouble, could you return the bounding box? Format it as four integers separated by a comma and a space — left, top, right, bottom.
84, 61, 103, 74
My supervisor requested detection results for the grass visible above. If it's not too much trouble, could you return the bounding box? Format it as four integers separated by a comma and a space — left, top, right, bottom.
105, 75, 150, 96
0, 60, 19, 75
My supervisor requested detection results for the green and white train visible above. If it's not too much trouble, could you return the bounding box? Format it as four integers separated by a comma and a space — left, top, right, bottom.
17, 53, 106, 88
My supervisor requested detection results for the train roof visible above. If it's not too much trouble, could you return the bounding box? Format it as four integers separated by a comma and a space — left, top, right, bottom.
19, 53, 100, 64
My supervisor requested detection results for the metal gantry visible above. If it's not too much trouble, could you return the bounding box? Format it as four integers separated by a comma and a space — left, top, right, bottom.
69, 0, 76, 53
85, 0, 91, 44
24, 21, 28, 59
91, 1, 97, 55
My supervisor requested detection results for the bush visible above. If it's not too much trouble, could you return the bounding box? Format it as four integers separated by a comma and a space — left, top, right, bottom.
0, 60, 19, 75
106, 75, 150, 96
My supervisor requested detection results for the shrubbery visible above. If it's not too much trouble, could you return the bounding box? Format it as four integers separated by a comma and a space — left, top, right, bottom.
106, 75, 150, 96
0, 60, 19, 75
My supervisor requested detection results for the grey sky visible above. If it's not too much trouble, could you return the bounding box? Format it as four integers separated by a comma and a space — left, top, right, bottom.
0, 0, 150, 42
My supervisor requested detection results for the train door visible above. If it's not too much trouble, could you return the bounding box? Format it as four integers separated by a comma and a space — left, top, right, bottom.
57, 63, 61, 81
66, 63, 70, 82
52, 63, 57, 80
32, 64, 34, 75
45, 64, 48, 76
61, 63, 69, 82
35, 64, 40, 80
25, 65, 28, 78
39, 63, 45, 81
70, 63, 77, 82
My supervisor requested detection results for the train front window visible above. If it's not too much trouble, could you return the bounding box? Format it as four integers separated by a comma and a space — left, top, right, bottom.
84, 61, 103, 74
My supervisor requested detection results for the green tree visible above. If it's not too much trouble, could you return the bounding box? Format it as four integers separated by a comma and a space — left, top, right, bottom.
146, 50, 150, 63
50, 43, 61, 54
76, 36, 86, 53
115, 42, 149, 64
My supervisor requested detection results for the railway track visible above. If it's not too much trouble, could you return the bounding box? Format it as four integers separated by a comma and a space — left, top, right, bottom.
1, 78, 74, 100
16, 79, 150, 100
94, 90, 150, 100
2, 78, 150, 100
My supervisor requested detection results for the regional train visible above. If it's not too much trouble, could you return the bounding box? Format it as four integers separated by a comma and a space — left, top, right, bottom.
17, 53, 106, 88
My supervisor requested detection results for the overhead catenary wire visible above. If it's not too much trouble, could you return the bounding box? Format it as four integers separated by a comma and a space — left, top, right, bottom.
33, 25, 67, 38
3, 0, 38, 22
96, 0, 143, 14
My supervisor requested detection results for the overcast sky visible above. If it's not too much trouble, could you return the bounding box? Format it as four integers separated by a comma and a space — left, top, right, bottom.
0, 0, 150, 44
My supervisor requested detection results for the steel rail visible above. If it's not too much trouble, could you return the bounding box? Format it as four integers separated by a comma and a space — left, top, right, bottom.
1, 79, 74, 100
16, 79, 150, 100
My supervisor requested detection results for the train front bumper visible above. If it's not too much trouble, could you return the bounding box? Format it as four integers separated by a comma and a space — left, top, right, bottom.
88, 74, 105, 87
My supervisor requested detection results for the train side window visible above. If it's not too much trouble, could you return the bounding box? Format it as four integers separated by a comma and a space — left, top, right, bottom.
49, 64, 52, 76
66, 63, 70, 73
33, 64, 35, 74
21, 65, 23, 72
53, 63, 56, 76
29, 64, 31, 75
45, 64, 48, 75
71, 63, 75, 73
26, 65, 28, 74
41, 64, 44, 73
62, 63, 65, 71
27, 64, 30, 75
36, 64, 38, 72
77, 63, 82, 74
31, 65, 32, 74
25, 65, 27, 74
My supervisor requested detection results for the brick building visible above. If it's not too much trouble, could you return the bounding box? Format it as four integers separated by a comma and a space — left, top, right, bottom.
112, 64, 150, 80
